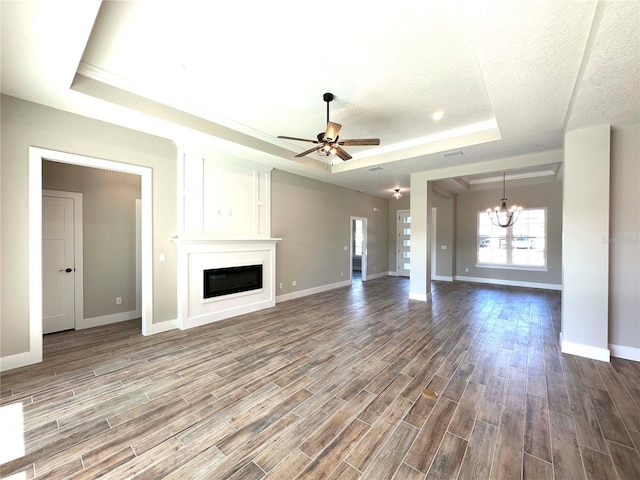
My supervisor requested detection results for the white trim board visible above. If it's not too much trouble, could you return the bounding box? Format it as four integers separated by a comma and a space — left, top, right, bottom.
367, 271, 390, 280
609, 344, 640, 362
81, 310, 140, 330
560, 332, 611, 362
151, 319, 179, 334
409, 292, 432, 302
454, 275, 561, 291
276, 280, 351, 303
432, 275, 454, 282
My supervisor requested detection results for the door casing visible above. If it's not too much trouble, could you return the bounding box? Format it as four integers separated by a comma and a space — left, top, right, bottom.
22, 147, 153, 370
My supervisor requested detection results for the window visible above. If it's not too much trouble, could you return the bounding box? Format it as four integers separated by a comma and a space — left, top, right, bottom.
478, 208, 546, 268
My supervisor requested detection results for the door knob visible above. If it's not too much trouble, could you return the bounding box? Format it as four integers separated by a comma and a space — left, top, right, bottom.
59, 268, 73, 273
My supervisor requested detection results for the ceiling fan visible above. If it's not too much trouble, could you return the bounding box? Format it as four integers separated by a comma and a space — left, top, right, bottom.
278, 93, 380, 161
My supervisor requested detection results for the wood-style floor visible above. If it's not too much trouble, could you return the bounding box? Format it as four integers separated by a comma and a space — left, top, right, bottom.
2, 278, 640, 479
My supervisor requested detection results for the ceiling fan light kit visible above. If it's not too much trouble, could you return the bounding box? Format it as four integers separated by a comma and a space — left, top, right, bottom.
278, 92, 380, 162
487, 172, 522, 228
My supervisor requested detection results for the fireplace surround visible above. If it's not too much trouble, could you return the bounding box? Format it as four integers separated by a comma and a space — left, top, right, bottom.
172, 237, 280, 330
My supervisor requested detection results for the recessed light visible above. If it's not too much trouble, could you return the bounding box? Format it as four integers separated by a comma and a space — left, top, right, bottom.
432, 110, 445, 121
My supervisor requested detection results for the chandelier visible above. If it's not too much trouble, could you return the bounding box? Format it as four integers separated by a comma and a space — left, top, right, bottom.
392, 188, 402, 199
487, 172, 522, 228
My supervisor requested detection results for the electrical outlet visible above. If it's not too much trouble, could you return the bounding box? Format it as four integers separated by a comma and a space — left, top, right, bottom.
373, 266, 376, 271
292, 280, 297, 287
116, 297, 122, 305
340, 272, 344, 277
279, 283, 283, 289
465, 268, 469, 273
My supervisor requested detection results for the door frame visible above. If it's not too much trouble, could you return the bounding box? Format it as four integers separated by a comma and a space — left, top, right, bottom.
42, 190, 84, 330
28, 147, 154, 366
350, 216, 368, 282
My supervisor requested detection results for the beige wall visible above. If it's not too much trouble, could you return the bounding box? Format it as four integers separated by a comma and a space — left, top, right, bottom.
1, 95, 177, 357
456, 180, 563, 286
609, 125, 640, 350
43, 161, 141, 319
272, 170, 388, 294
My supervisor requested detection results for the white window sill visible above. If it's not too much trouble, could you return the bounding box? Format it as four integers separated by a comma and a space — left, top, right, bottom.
476, 263, 548, 272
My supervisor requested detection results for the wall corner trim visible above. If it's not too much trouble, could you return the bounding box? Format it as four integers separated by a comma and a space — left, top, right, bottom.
560, 332, 611, 362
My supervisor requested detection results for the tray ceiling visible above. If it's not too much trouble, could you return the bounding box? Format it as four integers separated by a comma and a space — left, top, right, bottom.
1, 0, 638, 197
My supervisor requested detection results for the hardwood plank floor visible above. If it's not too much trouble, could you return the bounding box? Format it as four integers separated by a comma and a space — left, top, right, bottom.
2, 278, 640, 479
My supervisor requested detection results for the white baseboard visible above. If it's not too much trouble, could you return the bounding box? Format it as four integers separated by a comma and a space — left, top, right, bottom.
609, 343, 640, 361
454, 275, 561, 291
409, 292, 432, 302
150, 319, 178, 334
367, 271, 390, 280
276, 279, 351, 303
388, 271, 399, 277
0, 349, 42, 372
79, 310, 140, 329
432, 275, 454, 282
560, 332, 611, 362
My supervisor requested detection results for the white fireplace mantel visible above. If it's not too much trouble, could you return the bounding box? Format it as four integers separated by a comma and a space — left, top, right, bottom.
172, 236, 281, 330
172, 237, 281, 246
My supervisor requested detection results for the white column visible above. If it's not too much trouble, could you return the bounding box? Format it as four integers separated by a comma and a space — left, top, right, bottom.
561, 124, 610, 361
409, 174, 432, 301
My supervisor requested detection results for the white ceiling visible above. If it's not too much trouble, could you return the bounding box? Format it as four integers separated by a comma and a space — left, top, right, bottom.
2, 0, 638, 197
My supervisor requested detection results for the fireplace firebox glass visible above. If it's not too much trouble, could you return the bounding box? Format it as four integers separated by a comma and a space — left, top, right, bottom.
203, 264, 263, 299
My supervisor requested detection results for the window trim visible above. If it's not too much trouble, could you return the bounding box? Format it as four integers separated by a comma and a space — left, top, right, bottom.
476, 207, 548, 270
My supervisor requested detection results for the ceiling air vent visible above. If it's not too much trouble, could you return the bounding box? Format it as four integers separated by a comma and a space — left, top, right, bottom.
367, 166, 384, 171
443, 150, 464, 158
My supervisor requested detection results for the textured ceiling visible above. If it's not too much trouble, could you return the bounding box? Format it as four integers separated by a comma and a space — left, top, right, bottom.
1, 0, 638, 198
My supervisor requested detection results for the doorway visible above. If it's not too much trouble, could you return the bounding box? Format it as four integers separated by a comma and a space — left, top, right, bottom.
351, 217, 368, 283
28, 147, 154, 366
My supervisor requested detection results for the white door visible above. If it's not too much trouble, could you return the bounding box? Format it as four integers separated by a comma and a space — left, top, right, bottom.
43, 196, 75, 333
397, 210, 411, 277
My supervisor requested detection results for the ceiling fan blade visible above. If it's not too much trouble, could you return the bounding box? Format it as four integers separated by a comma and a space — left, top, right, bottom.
295, 145, 323, 158
335, 146, 352, 161
338, 138, 381, 146
278, 135, 319, 144
324, 122, 342, 142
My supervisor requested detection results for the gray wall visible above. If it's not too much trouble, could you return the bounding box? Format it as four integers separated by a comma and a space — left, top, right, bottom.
1, 95, 177, 357
456, 180, 563, 286
272, 170, 388, 294
609, 125, 640, 350
43, 161, 141, 319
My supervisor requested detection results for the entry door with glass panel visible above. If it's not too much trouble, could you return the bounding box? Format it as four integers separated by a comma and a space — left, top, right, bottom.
397, 210, 410, 276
